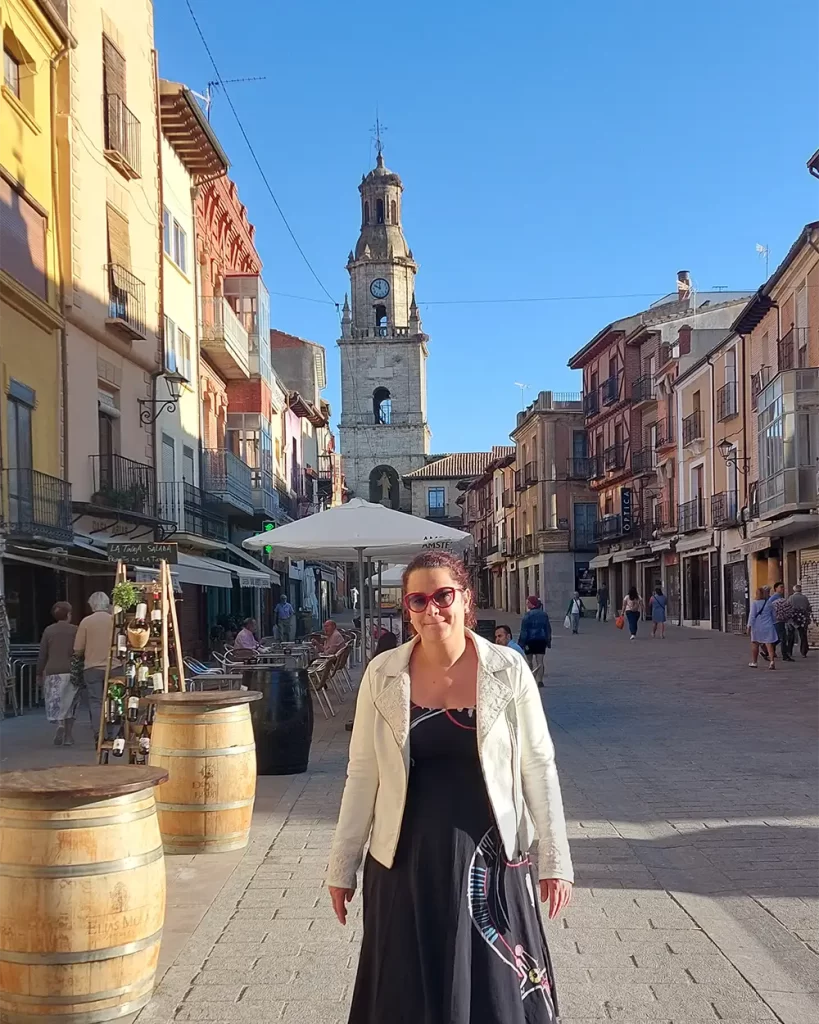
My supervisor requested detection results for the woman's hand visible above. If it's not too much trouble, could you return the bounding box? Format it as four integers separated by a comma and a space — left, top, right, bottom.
539, 878, 573, 920
328, 886, 355, 925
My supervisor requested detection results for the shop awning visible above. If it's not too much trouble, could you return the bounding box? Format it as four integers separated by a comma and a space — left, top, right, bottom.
175, 553, 233, 589
650, 539, 673, 553
676, 532, 715, 554
223, 542, 281, 585
611, 549, 638, 564
3, 543, 115, 577
200, 557, 275, 589
588, 554, 611, 569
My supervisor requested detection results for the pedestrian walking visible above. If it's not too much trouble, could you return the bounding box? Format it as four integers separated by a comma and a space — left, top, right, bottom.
518, 595, 552, 686
596, 583, 609, 622
565, 591, 585, 634
37, 601, 78, 746
771, 584, 796, 661
747, 587, 778, 670
649, 586, 667, 638
328, 550, 573, 1024
73, 592, 114, 738
274, 594, 296, 641
494, 624, 525, 656
789, 583, 813, 658
621, 587, 643, 640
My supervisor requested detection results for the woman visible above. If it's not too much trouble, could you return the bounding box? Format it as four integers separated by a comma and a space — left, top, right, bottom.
621, 586, 643, 640
747, 587, 778, 670
649, 586, 667, 638
373, 629, 398, 656
37, 602, 78, 745
328, 551, 573, 1024
518, 594, 552, 686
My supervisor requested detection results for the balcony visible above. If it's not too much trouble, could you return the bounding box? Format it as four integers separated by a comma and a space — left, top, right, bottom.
274, 479, 296, 519
567, 457, 591, 479
777, 327, 809, 372
583, 391, 600, 418
199, 296, 251, 379
652, 502, 676, 532
711, 490, 739, 529
631, 448, 656, 475
757, 468, 818, 519
501, 536, 512, 556
587, 454, 604, 480
2, 468, 72, 543
657, 342, 675, 369
90, 454, 156, 519
104, 92, 141, 179
682, 409, 703, 446
631, 375, 655, 406
601, 373, 620, 406
678, 496, 705, 533
593, 514, 623, 541
252, 473, 278, 518
522, 534, 534, 555
427, 504, 448, 519
514, 469, 526, 492
158, 481, 227, 542
523, 461, 538, 487
655, 418, 675, 449
105, 264, 146, 340
201, 448, 254, 515
502, 489, 515, 508
716, 381, 738, 421
603, 444, 625, 471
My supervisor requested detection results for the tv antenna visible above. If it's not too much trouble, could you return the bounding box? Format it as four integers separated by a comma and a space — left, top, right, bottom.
190, 76, 267, 121
756, 243, 770, 279
514, 382, 530, 410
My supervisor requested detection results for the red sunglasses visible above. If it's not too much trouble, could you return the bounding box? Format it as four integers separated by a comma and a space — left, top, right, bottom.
403, 587, 464, 613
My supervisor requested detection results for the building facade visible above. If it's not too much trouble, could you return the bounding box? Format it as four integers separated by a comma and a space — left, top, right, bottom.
338, 150, 430, 510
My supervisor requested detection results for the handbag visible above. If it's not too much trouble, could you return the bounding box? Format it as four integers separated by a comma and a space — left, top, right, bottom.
615, 615, 625, 630
563, 615, 571, 629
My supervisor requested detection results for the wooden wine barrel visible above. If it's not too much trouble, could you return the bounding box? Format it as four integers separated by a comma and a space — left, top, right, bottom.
146, 691, 262, 854
241, 666, 314, 775
0, 765, 168, 1024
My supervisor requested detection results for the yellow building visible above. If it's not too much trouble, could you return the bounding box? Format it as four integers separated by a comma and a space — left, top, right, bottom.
0, 0, 74, 637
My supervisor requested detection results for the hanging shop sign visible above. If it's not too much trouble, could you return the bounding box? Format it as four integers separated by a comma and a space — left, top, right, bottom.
621, 487, 633, 535
107, 542, 178, 565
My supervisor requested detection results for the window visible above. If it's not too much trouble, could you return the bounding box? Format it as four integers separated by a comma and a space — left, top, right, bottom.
572, 430, 587, 459
376, 198, 385, 224
725, 347, 736, 384
162, 207, 187, 273
3, 46, 20, 98
428, 487, 445, 516
164, 315, 177, 373
374, 304, 388, 335
373, 387, 391, 424
7, 382, 34, 472
182, 445, 195, 483
178, 329, 192, 383
363, 201, 370, 224
0, 177, 46, 299
390, 200, 396, 223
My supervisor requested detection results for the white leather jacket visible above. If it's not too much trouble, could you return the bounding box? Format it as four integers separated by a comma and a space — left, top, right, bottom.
327, 631, 574, 890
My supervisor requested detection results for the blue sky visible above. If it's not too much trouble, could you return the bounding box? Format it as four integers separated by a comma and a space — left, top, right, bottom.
156, 0, 817, 453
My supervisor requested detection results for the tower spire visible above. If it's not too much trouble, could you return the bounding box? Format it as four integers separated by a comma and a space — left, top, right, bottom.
372, 112, 387, 166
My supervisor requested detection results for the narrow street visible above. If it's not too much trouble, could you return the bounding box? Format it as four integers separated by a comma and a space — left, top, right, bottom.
3, 623, 817, 1023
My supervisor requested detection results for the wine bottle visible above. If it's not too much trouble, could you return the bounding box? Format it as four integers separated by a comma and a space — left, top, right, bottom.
126, 693, 139, 722
138, 724, 150, 755
150, 586, 162, 638
113, 604, 125, 628
137, 655, 149, 685
100, 749, 110, 764
112, 723, 126, 757
125, 651, 136, 684
151, 655, 163, 693
108, 682, 125, 723
133, 602, 148, 630
116, 629, 127, 656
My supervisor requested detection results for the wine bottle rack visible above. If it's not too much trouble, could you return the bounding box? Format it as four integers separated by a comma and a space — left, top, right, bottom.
97, 560, 187, 765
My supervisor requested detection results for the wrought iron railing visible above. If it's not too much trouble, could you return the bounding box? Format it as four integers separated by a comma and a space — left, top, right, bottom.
631, 448, 656, 475
678, 496, 704, 533
777, 327, 809, 372
587, 454, 604, 480
502, 489, 514, 508
104, 92, 141, 176
514, 469, 526, 492
716, 381, 738, 421
427, 504, 448, 519
658, 342, 674, 367
90, 454, 155, 517
583, 391, 599, 418
632, 375, 655, 404
603, 444, 624, 471
2, 468, 72, 542
522, 534, 534, 554
201, 448, 253, 510
682, 409, 703, 445
593, 514, 623, 541
601, 374, 620, 405
652, 501, 675, 531
106, 263, 146, 338
566, 457, 590, 479
523, 461, 538, 487
158, 481, 227, 541
711, 491, 739, 528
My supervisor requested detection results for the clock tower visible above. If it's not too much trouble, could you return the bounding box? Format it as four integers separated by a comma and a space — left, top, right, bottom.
338, 149, 431, 510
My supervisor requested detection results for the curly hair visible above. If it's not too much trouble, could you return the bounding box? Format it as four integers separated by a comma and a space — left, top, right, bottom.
402, 551, 476, 629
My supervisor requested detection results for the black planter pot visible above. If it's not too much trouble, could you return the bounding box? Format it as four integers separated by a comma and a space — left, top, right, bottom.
242, 666, 314, 775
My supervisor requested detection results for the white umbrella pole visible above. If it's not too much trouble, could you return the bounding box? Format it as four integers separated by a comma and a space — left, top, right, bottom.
377, 560, 383, 639
357, 548, 366, 666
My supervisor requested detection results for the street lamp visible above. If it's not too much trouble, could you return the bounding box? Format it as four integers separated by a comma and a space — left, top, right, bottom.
138, 369, 187, 424
717, 437, 751, 475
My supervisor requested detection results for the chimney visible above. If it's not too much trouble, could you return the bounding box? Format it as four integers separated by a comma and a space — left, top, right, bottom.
677, 270, 691, 302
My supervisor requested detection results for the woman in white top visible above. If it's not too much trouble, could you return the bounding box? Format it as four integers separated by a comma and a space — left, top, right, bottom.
621, 586, 644, 640
328, 551, 573, 1024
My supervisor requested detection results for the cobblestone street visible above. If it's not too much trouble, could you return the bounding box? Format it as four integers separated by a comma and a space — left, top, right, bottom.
3, 622, 817, 1023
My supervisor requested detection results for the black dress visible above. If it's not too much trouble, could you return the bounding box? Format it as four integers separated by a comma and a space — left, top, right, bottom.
348, 704, 560, 1024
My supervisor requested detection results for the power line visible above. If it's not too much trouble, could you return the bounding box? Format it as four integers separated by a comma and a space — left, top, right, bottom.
420, 291, 687, 306
183, 0, 337, 307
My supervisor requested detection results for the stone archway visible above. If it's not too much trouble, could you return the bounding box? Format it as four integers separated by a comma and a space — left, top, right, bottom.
369, 464, 400, 509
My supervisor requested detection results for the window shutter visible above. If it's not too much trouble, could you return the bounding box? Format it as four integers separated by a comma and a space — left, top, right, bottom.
106, 203, 131, 269
0, 177, 47, 299
102, 35, 126, 101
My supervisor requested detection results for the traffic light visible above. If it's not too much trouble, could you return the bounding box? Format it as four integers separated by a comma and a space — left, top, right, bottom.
262, 520, 275, 555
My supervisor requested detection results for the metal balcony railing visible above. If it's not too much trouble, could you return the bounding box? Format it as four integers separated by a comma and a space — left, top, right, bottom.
655, 418, 675, 448
603, 444, 625, 471
522, 534, 534, 554
682, 409, 703, 446
587, 454, 604, 480
106, 263, 146, 339
631, 448, 656, 475
777, 327, 809, 372
583, 391, 599, 418
274, 479, 296, 519
711, 490, 739, 528
501, 536, 512, 556
514, 469, 526, 492
652, 502, 676, 532
90, 454, 156, 517
566, 457, 590, 479
427, 504, 448, 519
601, 373, 620, 406
631, 375, 655, 404
658, 342, 674, 367
158, 481, 227, 541
593, 514, 623, 541
502, 489, 514, 508
104, 92, 141, 177
201, 448, 253, 513
678, 496, 704, 533
716, 381, 738, 421
523, 461, 538, 487
2, 468, 72, 542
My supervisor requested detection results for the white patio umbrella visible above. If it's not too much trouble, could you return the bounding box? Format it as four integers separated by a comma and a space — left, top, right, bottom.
368, 564, 406, 587
243, 499, 472, 658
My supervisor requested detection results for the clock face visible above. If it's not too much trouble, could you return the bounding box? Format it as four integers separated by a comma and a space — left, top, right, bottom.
370, 278, 390, 299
